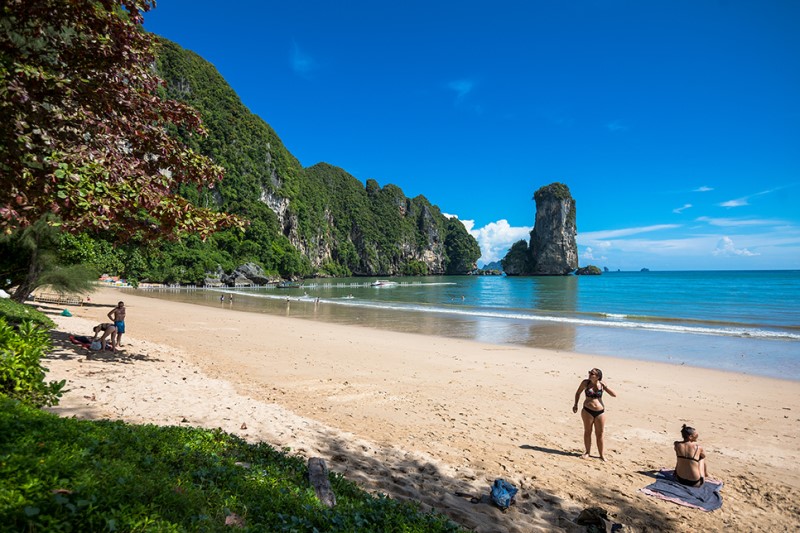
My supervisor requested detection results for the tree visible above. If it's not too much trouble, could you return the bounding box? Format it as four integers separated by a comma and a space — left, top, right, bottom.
0, 214, 97, 302
0, 0, 243, 239
444, 218, 481, 274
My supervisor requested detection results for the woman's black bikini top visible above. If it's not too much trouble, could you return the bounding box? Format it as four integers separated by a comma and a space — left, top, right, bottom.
677, 444, 702, 462
585, 383, 603, 399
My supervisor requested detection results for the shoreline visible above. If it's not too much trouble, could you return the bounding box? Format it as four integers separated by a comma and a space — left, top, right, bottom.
41, 287, 800, 532
127, 284, 800, 382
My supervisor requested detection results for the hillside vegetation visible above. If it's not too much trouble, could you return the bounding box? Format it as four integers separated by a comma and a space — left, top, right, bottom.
59, 39, 480, 284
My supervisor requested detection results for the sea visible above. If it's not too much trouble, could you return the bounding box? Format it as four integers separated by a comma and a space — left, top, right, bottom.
133, 270, 800, 381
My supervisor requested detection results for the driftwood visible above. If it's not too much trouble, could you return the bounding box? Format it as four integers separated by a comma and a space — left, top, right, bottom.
307, 457, 336, 508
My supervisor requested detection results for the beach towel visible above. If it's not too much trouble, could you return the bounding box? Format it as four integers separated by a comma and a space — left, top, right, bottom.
639, 469, 723, 511
70, 335, 113, 351
69, 335, 92, 349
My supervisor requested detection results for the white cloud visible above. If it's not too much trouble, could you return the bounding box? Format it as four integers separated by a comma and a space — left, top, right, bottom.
673, 204, 692, 214
719, 186, 783, 208
694, 186, 714, 192
712, 236, 758, 257
466, 219, 531, 265
443, 213, 473, 233
578, 224, 681, 240
719, 197, 748, 208
447, 79, 474, 103
607, 120, 628, 132
582, 247, 607, 261
291, 41, 316, 77
696, 216, 786, 227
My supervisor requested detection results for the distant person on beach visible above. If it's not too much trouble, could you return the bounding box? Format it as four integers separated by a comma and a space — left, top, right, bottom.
107, 301, 126, 347
229, 295, 234, 303
674, 424, 708, 487
573, 368, 617, 461
220, 294, 225, 303
92, 322, 116, 350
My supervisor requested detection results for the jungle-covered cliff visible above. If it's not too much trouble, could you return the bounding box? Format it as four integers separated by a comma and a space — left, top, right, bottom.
61, 39, 480, 283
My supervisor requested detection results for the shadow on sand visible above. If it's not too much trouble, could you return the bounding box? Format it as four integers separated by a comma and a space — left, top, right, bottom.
47, 329, 162, 364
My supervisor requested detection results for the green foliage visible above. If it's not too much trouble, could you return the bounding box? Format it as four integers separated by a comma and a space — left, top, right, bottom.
43, 36, 481, 284
444, 218, 481, 274
147, 42, 481, 280
0, 398, 464, 532
401, 261, 430, 276
533, 182, 572, 202
0, 299, 54, 330
500, 239, 533, 274
4, 3, 481, 284
0, 0, 243, 240
576, 265, 602, 275
0, 215, 97, 302
0, 318, 65, 407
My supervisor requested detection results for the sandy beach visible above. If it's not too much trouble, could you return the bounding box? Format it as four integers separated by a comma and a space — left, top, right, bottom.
40, 287, 799, 532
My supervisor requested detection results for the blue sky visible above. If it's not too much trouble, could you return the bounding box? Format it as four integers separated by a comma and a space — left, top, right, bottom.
144, 1, 800, 270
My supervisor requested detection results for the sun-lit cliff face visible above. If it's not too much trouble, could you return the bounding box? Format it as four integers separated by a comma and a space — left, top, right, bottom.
501, 183, 578, 276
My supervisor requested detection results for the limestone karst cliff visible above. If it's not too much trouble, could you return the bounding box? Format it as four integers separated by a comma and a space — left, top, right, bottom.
146, 38, 480, 281
501, 182, 578, 276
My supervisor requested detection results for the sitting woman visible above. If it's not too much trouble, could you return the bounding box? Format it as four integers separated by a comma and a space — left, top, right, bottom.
674, 424, 708, 487
92, 322, 117, 350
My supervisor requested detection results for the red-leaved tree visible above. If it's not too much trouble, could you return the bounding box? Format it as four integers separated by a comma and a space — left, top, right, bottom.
0, 0, 243, 240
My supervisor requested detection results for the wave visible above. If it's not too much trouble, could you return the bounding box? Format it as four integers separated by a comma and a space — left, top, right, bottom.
233, 291, 800, 341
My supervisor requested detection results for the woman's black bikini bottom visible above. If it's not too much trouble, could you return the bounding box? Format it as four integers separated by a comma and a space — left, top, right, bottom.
583, 406, 605, 418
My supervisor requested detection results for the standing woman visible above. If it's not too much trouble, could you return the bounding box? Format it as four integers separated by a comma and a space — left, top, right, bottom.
573, 368, 617, 461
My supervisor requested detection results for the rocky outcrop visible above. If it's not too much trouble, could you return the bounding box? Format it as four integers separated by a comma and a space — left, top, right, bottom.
575, 265, 602, 275
502, 182, 578, 276
219, 263, 273, 286
500, 240, 533, 275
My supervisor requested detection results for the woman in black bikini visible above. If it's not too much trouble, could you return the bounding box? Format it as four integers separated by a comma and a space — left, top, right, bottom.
573, 368, 617, 461
674, 424, 707, 487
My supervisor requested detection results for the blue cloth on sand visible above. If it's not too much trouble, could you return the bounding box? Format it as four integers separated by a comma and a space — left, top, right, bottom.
640, 470, 723, 512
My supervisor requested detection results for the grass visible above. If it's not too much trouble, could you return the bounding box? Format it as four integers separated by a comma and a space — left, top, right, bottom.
0, 397, 464, 532
0, 298, 55, 329
0, 298, 463, 531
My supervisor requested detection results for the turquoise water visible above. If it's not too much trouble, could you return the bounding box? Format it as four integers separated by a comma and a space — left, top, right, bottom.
136, 271, 800, 381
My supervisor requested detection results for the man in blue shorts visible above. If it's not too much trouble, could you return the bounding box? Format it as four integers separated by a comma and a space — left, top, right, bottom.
107, 301, 127, 347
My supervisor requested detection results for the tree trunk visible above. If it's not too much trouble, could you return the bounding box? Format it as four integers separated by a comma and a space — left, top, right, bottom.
12, 242, 41, 303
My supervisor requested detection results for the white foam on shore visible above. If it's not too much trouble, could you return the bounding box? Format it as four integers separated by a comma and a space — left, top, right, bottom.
232, 291, 800, 341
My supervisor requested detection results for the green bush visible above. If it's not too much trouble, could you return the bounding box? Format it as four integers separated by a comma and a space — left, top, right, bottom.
0, 398, 464, 532
0, 298, 55, 329
0, 318, 65, 407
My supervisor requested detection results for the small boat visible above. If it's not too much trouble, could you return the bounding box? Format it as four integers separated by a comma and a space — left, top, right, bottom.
370, 280, 397, 287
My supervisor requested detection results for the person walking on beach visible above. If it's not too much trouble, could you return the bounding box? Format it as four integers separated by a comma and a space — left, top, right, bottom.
674, 424, 708, 487
107, 301, 126, 347
573, 368, 617, 461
